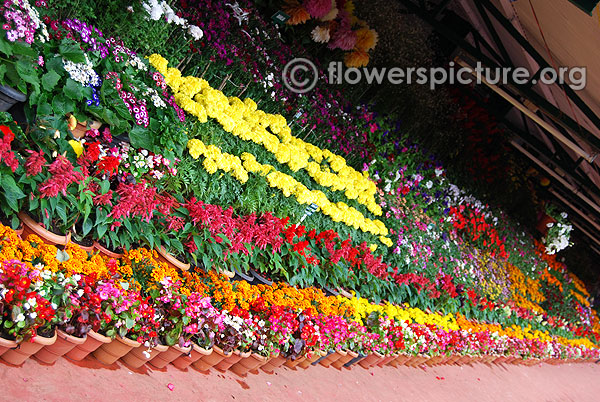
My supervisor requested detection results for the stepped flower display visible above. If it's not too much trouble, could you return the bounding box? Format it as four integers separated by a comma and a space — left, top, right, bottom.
0, 0, 597, 374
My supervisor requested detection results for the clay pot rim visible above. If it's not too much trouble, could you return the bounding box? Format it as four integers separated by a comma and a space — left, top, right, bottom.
250, 352, 268, 361
116, 336, 142, 348
18, 211, 70, 245
213, 345, 232, 357
93, 241, 124, 258
152, 343, 169, 352
87, 330, 112, 344
191, 343, 212, 354
56, 329, 87, 345
0, 335, 18, 347
171, 344, 192, 354
156, 246, 190, 271
31, 329, 58, 346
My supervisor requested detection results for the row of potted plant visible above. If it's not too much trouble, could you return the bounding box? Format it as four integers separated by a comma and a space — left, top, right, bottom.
0, 0, 596, 348
0, 224, 597, 375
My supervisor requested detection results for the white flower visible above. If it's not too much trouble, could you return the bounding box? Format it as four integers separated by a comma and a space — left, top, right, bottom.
546, 222, 554, 228
29, 312, 37, 319
425, 180, 433, 189
188, 25, 203, 40
561, 212, 568, 219
15, 313, 25, 322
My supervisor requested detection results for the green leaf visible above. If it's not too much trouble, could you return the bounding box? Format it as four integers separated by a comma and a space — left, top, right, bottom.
0, 36, 13, 56
82, 217, 93, 236
59, 41, 86, 63
16, 60, 39, 93
51, 96, 67, 116
129, 125, 153, 150
0, 64, 6, 82
41, 70, 61, 92
63, 78, 83, 100
1, 175, 25, 211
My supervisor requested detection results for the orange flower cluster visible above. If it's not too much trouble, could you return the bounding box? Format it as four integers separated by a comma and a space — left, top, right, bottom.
0, 225, 109, 279
181, 269, 354, 317
506, 263, 545, 313
541, 268, 563, 293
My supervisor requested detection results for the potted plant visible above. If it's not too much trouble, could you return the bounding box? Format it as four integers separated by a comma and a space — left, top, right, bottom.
0, 260, 57, 365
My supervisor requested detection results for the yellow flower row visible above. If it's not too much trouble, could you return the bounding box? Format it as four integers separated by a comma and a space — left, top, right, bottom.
187, 139, 392, 245
348, 296, 459, 331
148, 54, 382, 217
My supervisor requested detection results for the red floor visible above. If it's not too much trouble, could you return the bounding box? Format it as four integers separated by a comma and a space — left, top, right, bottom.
0, 356, 598, 401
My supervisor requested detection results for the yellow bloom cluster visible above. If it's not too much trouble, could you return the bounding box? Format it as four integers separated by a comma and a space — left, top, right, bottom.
188, 139, 249, 183
148, 54, 382, 217
186, 139, 392, 244
348, 296, 459, 331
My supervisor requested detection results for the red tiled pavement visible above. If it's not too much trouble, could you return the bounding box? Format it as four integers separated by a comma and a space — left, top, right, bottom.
0, 356, 598, 401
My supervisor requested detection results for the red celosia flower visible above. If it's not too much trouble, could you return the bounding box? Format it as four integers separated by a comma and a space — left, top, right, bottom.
39, 155, 85, 198
24, 149, 46, 176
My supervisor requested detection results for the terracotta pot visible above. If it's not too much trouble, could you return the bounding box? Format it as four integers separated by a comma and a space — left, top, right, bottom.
332, 350, 358, 369
93, 241, 124, 259
359, 351, 384, 369
221, 269, 235, 279
2, 331, 57, 365
0, 336, 18, 357
172, 344, 211, 370
230, 352, 269, 377
389, 353, 409, 368
378, 353, 398, 367
18, 212, 70, 246
214, 349, 249, 372
411, 354, 429, 367
193, 345, 230, 371
71, 239, 95, 253
320, 349, 347, 368
344, 352, 367, 369
65, 330, 111, 361
93, 336, 141, 366
424, 355, 441, 367
156, 246, 190, 271
261, 354, 286, 374
536, 213, 556, 235
34, 330, 86, 364
69, 121, 87, 139
121, 344, 168, 369
90, 120, 102, 130
149, 344, 192, 369
13, 223, 24, 238
284, 355, 306, 369
298, 349, 325, 369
